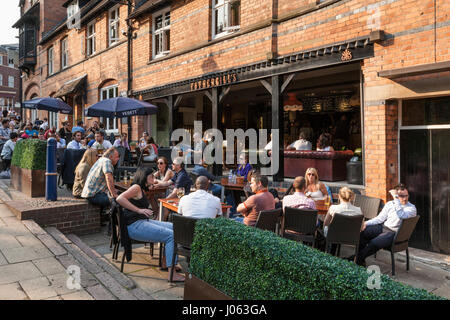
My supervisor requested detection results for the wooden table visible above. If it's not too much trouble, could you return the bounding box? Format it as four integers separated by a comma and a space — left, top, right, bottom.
314, 199, 331, 215
220, 180, 247, 202
158, 198, 232, 220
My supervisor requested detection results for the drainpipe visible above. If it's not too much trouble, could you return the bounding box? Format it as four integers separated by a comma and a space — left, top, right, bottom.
127, 1, 133, 140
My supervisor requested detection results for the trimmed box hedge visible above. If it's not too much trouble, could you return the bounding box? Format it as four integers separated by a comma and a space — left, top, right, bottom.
190, 218, 443, 300
11, 139, 47, 171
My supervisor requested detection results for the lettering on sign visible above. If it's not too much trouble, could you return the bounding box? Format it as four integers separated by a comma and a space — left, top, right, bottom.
190, 73, 237, 91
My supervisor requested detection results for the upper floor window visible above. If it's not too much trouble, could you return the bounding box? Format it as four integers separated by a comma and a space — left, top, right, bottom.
86, 22, 96, 56
109, 6, 120, 46
8, 58, 14, 68
67, 0, 79, 19
212, 0, 240, 39
152, 9, 170, 59
61, 37, 69, 69
100, 85, 119, 133
48, 46, 54, 75
0, 74, 3, 86
8, 76, 14, 88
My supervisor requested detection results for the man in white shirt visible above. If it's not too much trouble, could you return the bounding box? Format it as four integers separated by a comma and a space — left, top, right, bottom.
91, 131, 113, 150
40, 118, 49, 131
356, 184, 417, 266
287, 131, 312, 151
178, 176, 222, 219
67, 131, 83, 149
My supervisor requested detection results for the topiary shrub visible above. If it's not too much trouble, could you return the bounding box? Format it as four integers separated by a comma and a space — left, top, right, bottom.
11, 139, 47, 171
190, 218, 444, 300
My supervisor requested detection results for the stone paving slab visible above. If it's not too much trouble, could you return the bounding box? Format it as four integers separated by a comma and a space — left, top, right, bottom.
61, 243, 103, 274
0, 222, 30, 236
0, 218, 5, 227
0, 261, 43, 285
60, 289, 94, 300
45, 227, 72, 244
129, 287, 155, 300
94, 272, 137, 300
0, 251, 7, 266
36, 234, 67, 256
22, 220, 47, 236
19, 276, 59, 300
1, 245, 53, 264
16, 234, 45, 248
0, 204, 15, 218
0, 282, 28, 300
85, 284, 117, 300
0, 231, 22, 250
32, 257, 67, 276
46, 272, 81, 296
55, 254, 100, 288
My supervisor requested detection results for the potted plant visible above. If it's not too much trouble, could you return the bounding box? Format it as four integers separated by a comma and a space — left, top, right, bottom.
10, 139, 47, 197
129, 141, 137, 151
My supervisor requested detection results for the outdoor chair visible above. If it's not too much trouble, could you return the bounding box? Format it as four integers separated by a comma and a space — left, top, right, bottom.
377, 215, 420, 276
353, 194, 381, 220
114, 146, 137, 181
170, 214, 198, 282
282, 207, 318, 247
255, 208, 282, 234
157, 147, 173, 164
324, 213, 364, 260
112, 204, 163, 273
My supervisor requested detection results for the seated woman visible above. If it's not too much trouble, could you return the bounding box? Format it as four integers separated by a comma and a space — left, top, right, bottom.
73, 149, 98, 198
305, 167, 328, 201
141, 136, 158, 162
323, 187, 362, 255
116, 167, 184, 282
154, 156, 174, 182
235, 153, 253, 182
316, 133, 334, 151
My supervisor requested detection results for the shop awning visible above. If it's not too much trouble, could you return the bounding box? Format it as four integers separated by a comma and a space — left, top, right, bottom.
54, 75, 87, 98
128, 0, 172, 19
378, 61, 450, 79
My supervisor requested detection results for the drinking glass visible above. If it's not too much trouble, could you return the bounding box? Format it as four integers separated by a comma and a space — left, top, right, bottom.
324, 195, 331, 206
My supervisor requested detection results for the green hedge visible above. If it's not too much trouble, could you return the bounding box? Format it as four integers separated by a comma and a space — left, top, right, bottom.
11, 139, 47, 170
190, 218, 443, 300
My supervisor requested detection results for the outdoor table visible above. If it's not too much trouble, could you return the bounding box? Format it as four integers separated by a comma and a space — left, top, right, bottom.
158, 198, 232, 221
314, 199, 331, 215
220, 179, 247, 202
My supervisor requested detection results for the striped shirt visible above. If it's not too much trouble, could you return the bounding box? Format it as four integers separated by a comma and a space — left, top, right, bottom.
282, 192, 316, 211
81, 157, 114, 198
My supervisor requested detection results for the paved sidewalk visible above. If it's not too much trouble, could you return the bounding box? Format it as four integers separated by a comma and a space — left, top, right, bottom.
0, 202, 151, 300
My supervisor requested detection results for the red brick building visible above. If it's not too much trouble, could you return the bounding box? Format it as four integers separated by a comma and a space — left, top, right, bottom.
15, 0, 450, 253
0, 44, 20, 113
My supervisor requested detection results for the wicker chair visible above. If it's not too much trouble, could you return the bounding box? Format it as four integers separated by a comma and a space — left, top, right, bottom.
325, 213, 364, 259
282, 207, 318, 247
170, 214, 198, 282
255, 208, 282, 234
353, 194, 381, 220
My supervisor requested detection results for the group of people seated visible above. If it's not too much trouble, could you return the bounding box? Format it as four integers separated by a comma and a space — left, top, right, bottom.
265, 131, 334, 154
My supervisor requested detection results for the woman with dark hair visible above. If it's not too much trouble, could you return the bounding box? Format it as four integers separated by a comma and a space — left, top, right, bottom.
116, 167, 184, 282
142, 136, 158, 162
154, 156, 174, 182
317, 133, 334, 151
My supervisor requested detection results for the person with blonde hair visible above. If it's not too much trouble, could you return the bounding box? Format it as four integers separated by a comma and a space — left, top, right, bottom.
323, 187, 362, 238
73, 149, 98, 198
305, 168, 328, 201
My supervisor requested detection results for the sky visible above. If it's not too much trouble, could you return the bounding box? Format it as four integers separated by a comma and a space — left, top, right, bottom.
0, 1, 20, 45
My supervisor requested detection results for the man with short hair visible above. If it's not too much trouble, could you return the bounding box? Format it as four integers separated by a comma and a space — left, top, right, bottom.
1, 132, 18, 170
0, 119, 11, 141
286, 131, 312, 151
155, 157, 192, 199
236, 173, 275, 226
282, 176, 316, 211
91, 131, 113, 150
178, 176, 222, 219
67, 131, 83, 149
356, 184, 417, 266
81, 147, 119, 208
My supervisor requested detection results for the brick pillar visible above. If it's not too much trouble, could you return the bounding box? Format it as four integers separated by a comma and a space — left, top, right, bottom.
363, 100, 399, 202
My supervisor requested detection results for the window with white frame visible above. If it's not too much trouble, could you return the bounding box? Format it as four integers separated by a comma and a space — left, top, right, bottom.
152, 9, 170, 58
109, 6, 120, 46
0, 74, 3, 86
48, 46, 54, 75
100, 85, 118, 132
49, 111, 58, 129
8, 76, 14, 88
86, 22, 96, 56
212, 0, 240, 39
67, 0, 79, 19
0, 98, 4, 107
61, 37, 69, 69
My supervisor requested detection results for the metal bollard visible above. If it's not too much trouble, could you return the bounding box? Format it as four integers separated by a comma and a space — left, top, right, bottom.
45, 137, 58, 201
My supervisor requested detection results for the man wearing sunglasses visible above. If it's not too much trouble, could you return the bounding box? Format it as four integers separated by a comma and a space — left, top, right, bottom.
356, 183, 417, 266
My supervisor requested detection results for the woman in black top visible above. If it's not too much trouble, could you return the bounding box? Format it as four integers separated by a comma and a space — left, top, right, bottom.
116, 167, 184, 282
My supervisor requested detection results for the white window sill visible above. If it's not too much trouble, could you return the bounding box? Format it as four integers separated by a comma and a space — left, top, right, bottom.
213, 28, 240, 40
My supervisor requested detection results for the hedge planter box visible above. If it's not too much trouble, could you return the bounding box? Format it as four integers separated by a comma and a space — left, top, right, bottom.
10, 165, 46, 197
11, 139, 47, 198
184, 273, 232, 300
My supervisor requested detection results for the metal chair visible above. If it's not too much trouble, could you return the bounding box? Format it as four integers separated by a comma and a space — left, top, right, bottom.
114, 146, 137, 180
255, 208, 282, 234
282, 207, 318, 247
353, 194, 381, 220
170, 214, 198, 282
113, 204, 162, 273
379, 215, 420, 276
325, 213, 364, 259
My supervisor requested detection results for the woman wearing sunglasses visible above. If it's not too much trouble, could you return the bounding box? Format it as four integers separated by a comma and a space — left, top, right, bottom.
154, 156, 174, 182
